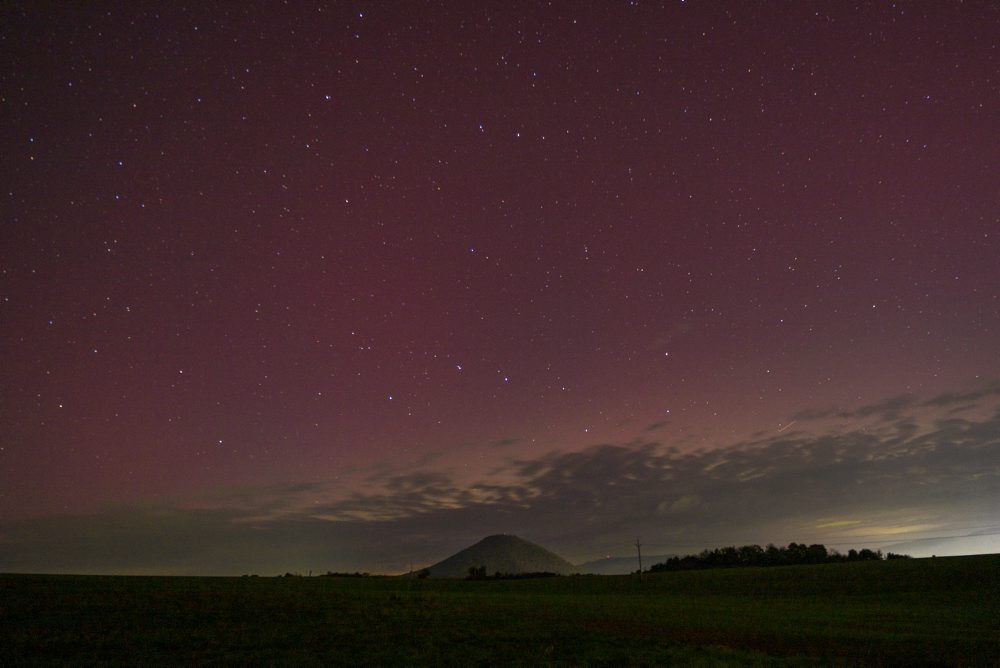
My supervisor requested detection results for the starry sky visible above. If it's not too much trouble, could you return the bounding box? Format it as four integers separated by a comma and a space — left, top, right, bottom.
2, 2, 999, 575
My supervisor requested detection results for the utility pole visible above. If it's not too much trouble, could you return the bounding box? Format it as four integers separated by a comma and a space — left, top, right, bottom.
635, 538, 643, 581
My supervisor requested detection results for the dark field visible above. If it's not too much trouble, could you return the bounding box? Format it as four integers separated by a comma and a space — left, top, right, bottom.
2, 555, 998, 666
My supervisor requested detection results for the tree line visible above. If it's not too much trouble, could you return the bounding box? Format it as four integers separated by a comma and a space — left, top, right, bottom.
465, 566, 560, 580
647, 543, 910, 572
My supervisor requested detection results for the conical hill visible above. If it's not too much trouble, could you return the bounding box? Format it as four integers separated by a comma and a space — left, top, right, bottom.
425, 534, 574, 577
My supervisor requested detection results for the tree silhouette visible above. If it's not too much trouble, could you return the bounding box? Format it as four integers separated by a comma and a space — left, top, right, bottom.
648, 542, 903, 573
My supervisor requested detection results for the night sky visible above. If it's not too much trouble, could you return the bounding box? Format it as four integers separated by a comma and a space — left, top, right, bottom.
2, 2, 999, 575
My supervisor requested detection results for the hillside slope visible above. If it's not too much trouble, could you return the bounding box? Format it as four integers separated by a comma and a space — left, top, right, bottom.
576, 554, 676, 575
426, 534, 574, 577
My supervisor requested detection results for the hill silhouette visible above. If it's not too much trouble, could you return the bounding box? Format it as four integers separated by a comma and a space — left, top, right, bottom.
425, 534, 574, 577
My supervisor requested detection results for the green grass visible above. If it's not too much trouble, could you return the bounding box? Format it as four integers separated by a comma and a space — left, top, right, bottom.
2, 555, 998, 666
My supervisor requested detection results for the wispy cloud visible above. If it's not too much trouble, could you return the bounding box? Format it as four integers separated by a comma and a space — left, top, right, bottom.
2, 382, 998, 574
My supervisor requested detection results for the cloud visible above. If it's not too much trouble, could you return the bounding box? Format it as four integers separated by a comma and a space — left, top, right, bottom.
814, 519, 863, 529
792, 393, 919, 422
923, 380, 1000, 407
3, 383, 999, 574
793, 380, 1000, 423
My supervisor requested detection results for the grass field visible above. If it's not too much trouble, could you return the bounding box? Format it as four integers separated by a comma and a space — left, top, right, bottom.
2, 554, 998, 666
